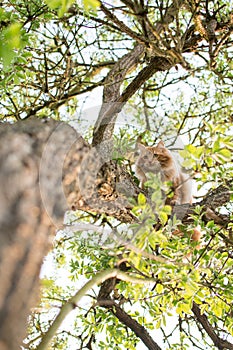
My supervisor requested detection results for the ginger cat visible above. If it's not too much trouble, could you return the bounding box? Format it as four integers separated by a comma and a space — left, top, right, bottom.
135, 140, 201, 245
135, 141, 192, 205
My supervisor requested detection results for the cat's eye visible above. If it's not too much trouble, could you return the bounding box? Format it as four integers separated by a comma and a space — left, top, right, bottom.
153, 154, 158, 158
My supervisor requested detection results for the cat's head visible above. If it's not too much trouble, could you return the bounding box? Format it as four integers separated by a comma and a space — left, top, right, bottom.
136, 142, 161, 173
148, 141, 173, 166
137, 141, 172, 170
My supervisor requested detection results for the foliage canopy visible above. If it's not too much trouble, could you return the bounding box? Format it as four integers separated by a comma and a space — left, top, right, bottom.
0, 0, 233, 349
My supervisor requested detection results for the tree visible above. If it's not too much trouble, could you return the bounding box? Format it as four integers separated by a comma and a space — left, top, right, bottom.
0, 0, 233, 349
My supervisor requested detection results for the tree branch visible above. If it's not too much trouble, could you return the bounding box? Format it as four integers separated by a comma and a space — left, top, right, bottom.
92, 55, 172, 146
173, 180, 233, 226
36, 269, 155, 350
98, 300, 162, 350
92, 0, 185, 146
100, 2, 149, 45
192, 302, 233, 350
92, 43, 145, 146
67, 137, 232, 226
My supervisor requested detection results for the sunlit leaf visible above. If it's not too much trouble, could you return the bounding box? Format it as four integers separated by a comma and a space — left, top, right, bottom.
83, 0, 100, 11
138, 192, 146, 206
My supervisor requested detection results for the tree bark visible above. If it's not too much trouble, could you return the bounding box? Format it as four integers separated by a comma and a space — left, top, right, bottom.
0, 119, 85, 350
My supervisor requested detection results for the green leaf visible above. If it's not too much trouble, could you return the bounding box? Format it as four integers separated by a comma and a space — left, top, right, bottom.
45, 0, 62, 10
182, 158, 196, 169
218, 148, 231, 161
183, 281, 198, 297
176, 300, 192, 315
0, 23, 22, 69
212, 148, 232, 163
45, 0, 75, 17
156, 319, 161, 329
163, 205, 171, 215
156, 283, 163, 294
212, 139, 220, 152
148, 232, 157, 249
211, 301, 223, 318
186, 144, 204, 159
222, 140, 233, 150
205, 156, 214, 167
179, 149, 190, 159
186, 144, 197, 154
4, 23, 21, 48
200, 303, 208, 314
138, 193, 146, 206
83, 0, 100, 11
159, 211, 168, 225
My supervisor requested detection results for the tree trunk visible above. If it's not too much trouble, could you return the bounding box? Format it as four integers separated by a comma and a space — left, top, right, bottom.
0, 118, 140, 349
0, 119, 84, 350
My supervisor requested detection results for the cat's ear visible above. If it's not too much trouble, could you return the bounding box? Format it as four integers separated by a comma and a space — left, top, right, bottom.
157, 140, 165, 148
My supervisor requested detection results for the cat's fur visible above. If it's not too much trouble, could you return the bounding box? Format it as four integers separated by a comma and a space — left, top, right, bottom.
135, 141, 192, 205
135, 141, 201, 246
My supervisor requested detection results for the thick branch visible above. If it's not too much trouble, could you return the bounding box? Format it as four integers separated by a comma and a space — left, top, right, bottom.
67, 139, 233, 225
92, 43, 145, 146
36, 269, 155, 350
92, 56, 172, 146
173, 180, 233, 226
100, 3, 149, 45
110, 302, 162, 350
192, 302, 233, 350
0, 119, 69, 349
92, 0, 185, 146
0, 119, 88, 350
